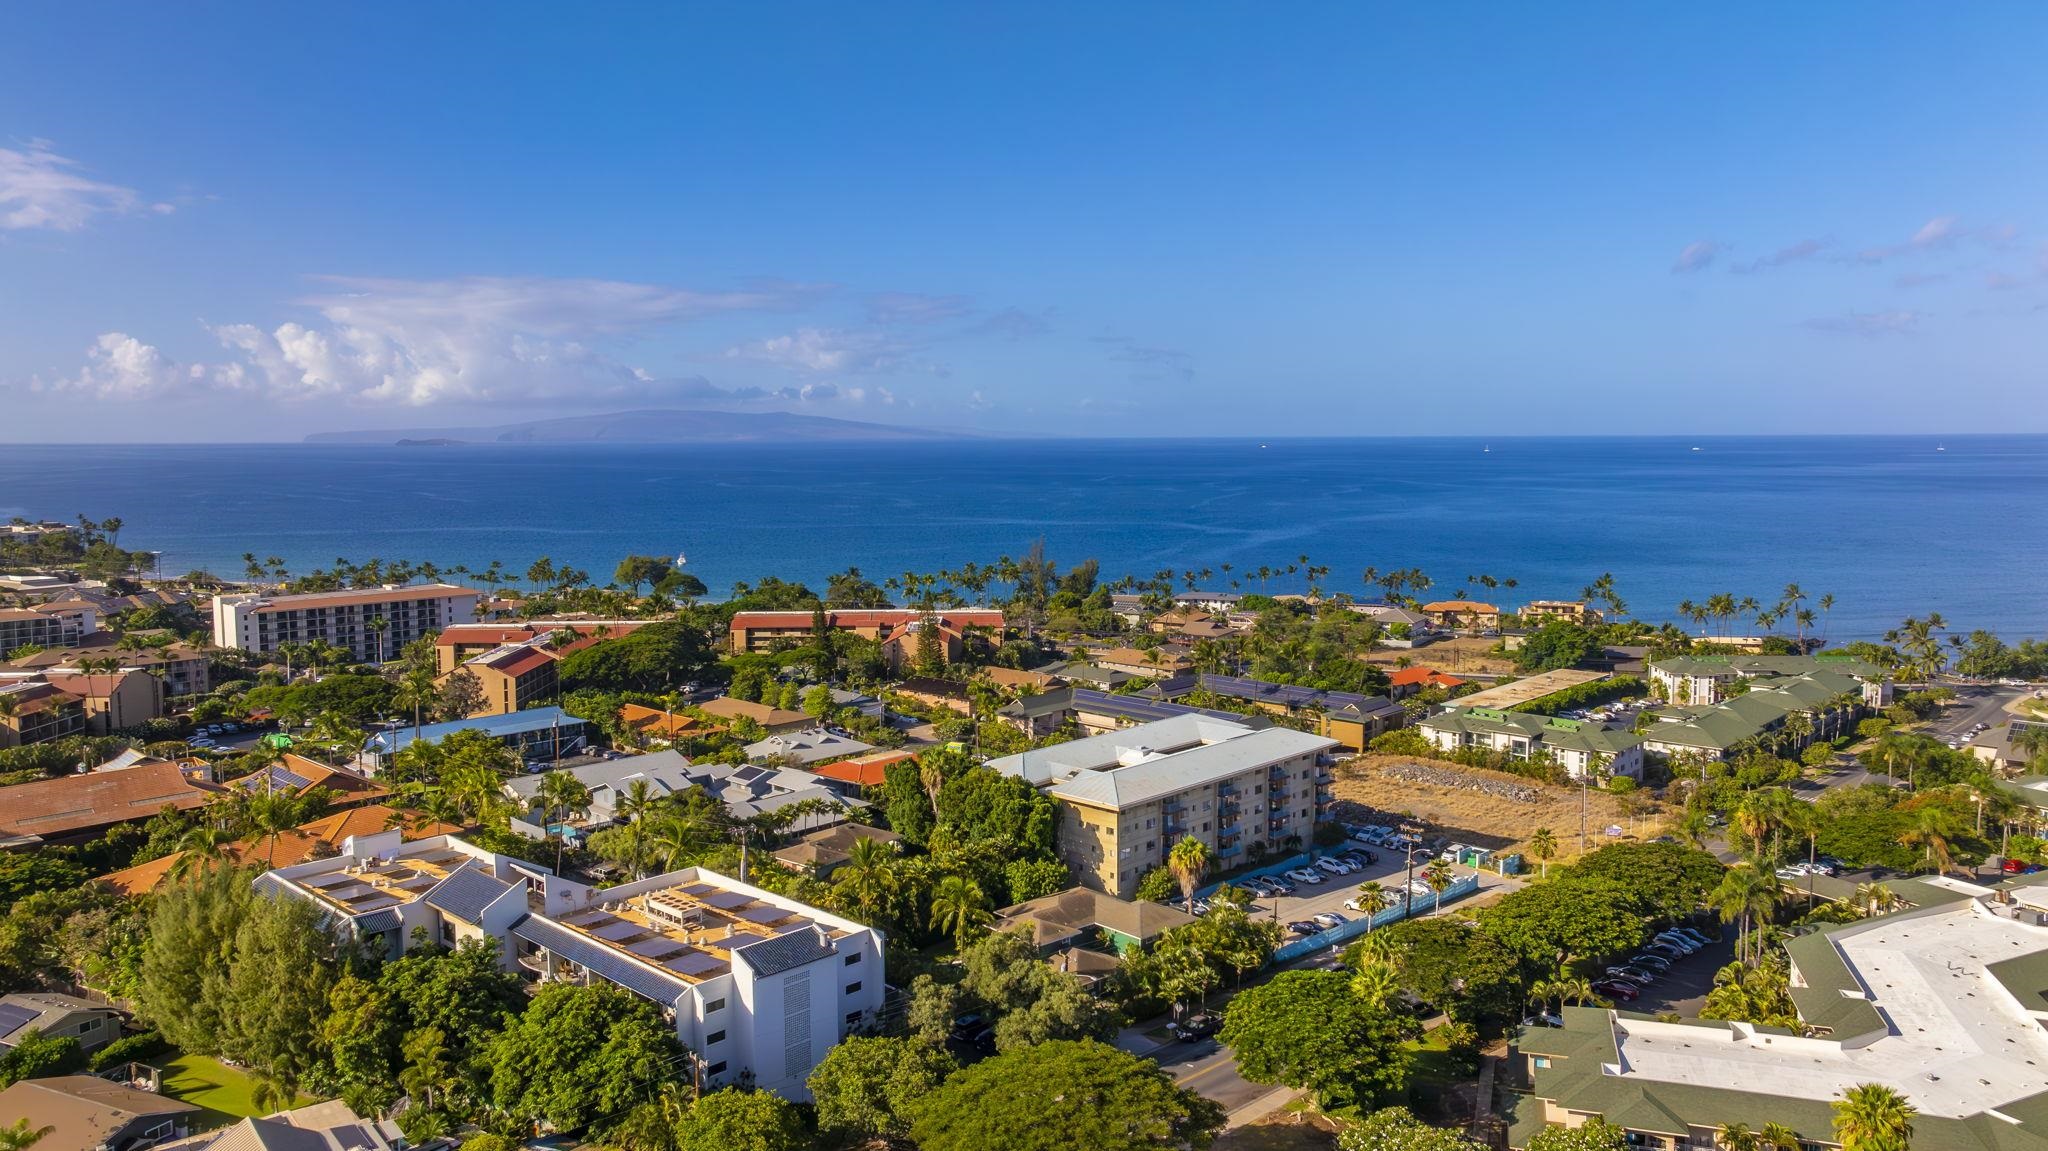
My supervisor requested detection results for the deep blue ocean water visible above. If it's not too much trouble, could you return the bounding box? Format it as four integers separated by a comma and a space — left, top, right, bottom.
0, 436, 2042, 640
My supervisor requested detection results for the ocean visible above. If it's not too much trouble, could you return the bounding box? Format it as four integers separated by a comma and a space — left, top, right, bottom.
0, 435, 2042, 641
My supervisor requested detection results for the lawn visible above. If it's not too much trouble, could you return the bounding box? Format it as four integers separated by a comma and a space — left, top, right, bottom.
149, 1054, 295, 1127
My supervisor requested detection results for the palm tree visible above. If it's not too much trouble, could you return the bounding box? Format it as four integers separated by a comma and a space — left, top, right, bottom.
918, 755, 946, 820
0, 1119, 55, 1151
1529, 827, 1558, 875
929, 874, 990, 949
536, 770, 592, 872
1710, 863, 1779, 966
1853, 882, 1899, 917
1719, 1123, 1762, 1151
1422, 858, 1454, 896
1355, 880, 1386, 928
1902, 804, 1962, 876
391, 665, 438, 748
366, 615, 389, 664
1833, 1083, 1915, 1151
614, 779, 659, 878
1167, 836, 1212, 915
1759, 1123, 1803, 1151
833, 836, 897, 921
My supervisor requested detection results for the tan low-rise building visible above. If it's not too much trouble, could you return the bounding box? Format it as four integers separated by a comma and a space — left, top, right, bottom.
698, 696, 813, 733
988, 714, 1338, 899
1091, 647, 1193, 678
1518, 600, 1602, 625
1421, 600, 1501, 630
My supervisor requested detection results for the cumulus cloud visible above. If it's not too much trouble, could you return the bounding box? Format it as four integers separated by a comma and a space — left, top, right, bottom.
1730, 238, 1831, 274
1803, 310, 1923, 337
725, 327, 920, 375
0, 141, 167, 231
866, 292, 973, 325
37, 332, 212, 398
1854, 216, 1978, 264
1671, 240, 1725, 274
206, 275, 829, 406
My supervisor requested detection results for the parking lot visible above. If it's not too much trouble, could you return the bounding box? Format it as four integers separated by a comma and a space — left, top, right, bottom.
1204, 841, 1499, 942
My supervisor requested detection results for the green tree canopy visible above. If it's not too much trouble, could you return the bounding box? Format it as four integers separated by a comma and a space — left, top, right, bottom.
1527, 1119, 1630, 1151
486, 983, 687, 1132
1340, 1106, 1486, 1151
908, 1039, 1223, 1151
1559, 842, 1726, 922
557, 621, 716, 693
1218, 969, 1409, 1110
807, 1035, 956, 1144
673, 1088, 809, 1151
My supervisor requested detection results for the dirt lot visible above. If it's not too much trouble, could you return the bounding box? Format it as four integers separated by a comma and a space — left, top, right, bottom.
1330, 754, 1666, 860
1213, 1107, 1341, 1151
1363, 636, 1519, 677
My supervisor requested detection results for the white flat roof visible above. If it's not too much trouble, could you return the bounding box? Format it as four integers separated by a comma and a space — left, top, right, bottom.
1614, 898, 2048, 1117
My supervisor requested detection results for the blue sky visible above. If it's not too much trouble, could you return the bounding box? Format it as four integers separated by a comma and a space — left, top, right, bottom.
4, 4, 2046, 440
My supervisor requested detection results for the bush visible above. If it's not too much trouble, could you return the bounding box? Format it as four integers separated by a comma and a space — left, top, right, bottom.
88, 1030, 169, 1071
1511, 675, 1645, 716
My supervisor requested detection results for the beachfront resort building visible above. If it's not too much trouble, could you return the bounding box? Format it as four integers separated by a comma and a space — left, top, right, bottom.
1507, 874, 2048, 1151
257, 831, 883, 1099
212, 584, 481, 663
987, 714, 1338, 899
1518, 600, 1602, 625
0, 602, 98, 652
1648, 653, 1891, 708
727, 608, 1003, 658
1415, 707, 1645, 780
1421, 600, 1501, 630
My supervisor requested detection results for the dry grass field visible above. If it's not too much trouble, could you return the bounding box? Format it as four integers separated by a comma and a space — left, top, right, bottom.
1329, 753, 1666, 860
1361, 635, 1520, 677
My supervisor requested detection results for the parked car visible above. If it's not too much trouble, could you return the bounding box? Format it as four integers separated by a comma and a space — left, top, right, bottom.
1312, 911, 1350, 929
1639, 943, 1686, 962
2005, 858, 2044, 874
1523, 1012, 1564, 1028
1316, 858, 1354, 876
1348, 849, 1379, 866
1667, 927, 1712, 945
1629, 954, 1673, 972
1263, 876, 1296, 895
1167, 1014, 1220, 1042
1288, 920, 1324, 936
1652, 932, 1700, 952
949, 1013, 992, 1048
1345, 892, 1390, 912
1605, 966, 1657, 985
1285, 868, 1325, 885
1592, 980, 1641, 1001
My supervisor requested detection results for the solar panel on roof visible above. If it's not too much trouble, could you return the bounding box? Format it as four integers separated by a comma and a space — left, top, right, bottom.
664, 951, 728, 977
731, 766, 766, 781
349, 896, 402, 912
628, 937, 687, 959
307, 873, 357, 888
679, 884, 718, 896
739, 905, 795, 925
704, 891, 753, 910
0, 1003, 40, 1037
593, 919, 645, 941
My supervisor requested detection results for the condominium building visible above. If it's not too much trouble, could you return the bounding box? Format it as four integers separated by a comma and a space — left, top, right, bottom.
726, 608, 1003, 656
443, 639, 560, 718
258, 829, 888, 1100
0, 603, 98, 653
1648, 653, 1890, 708
0, 678, 87, 748
987, 715, 1338, 899
212, 584, 481, 662
1519, 600, 1602, 625
1416, 707, 1644, 781
1143, 672, 1407, 750
1507, 875, 2048, 1151
1639, 659, 1878, 762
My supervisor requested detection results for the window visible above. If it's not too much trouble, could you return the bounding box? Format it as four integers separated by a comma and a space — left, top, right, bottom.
845, 952, 862, 965
1145, 818, 1156, 829
845, 981, 864, 995
846, 1010, 864, 1028
704, 997, 727, 1014
706, 1030, 726, 1045
707, 1060, 728, 1075
1532, 1056, 1552, 1069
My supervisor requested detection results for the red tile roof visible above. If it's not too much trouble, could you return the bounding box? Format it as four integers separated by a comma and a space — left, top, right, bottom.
729, 609, 1004, 631
0, 760, 220, 841
812, 751, 915, 787
1389, 666, 1467, 688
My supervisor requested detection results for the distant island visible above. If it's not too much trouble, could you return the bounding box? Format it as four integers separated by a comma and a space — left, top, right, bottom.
306, 408, 967, 444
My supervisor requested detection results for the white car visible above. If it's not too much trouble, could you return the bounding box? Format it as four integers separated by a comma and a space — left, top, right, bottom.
1316, 857, 1354, 876
1284, 867, 1325, 885
1345, 890, 1395, 912
1353, 826, 1389, 844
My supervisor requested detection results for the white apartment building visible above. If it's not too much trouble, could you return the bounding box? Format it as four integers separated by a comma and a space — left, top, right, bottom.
258, 832, 883, 1101
987, 714, 1339, 899
213, 584, 480, 662
0, 603, 98, 653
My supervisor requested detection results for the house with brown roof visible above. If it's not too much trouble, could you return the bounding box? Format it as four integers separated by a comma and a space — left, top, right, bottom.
1387, 665, 1470, 699
698, 696, 812, 733
97, 803, 467, 896
727, 608, 1004, 659
0, 677, 87, 747
0, 1076, 199, 1151
771, 823, 902, 876
1420, 600, 1501, 630
0, 991, 125, 1054
439, 639, 560, 718
232, 755, 387, 805
809, 750, 916, 795
993, 886, 1195, 961
433, 620, 645, 673
618, 703, 723, 741
979, 665, 1061, 692
0, 758, 219, 848
41, 670, 165, 734
1091, 647, 1194, 678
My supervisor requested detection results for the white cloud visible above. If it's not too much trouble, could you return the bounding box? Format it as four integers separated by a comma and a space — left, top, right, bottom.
0, 141, 162, 231
38, 332, 212, 398
208, 275, 828, 406
867, 292, 973, 325
1730, 238, 1830, 274
1671, 240, 1724, 274
726, 327, 918, 375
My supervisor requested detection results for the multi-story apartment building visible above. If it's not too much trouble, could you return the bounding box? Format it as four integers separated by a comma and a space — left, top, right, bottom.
1507, 875, 2048, 1151
212, 584, 480, 662
0, 678, 87, 748
1416, 707, 1644, 780
257, 830, 884, 1100
442, 639, 560, 718
987, 715, 1338, 899
1648, 653, 1890, 708
0, 603, 97, 653
1518, 599, 1602, 625
727, 609, 1004, 656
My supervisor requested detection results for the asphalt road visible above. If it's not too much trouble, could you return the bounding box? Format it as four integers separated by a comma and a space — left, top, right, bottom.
1159, 1037, 1270, 1114
1925, 684, 2028, 745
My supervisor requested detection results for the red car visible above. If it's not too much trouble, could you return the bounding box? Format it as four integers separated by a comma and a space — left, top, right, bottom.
1592, 980, 1641, 1001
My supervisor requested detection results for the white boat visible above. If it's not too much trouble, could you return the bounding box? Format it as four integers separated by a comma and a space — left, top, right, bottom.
674, 552, 688, 565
